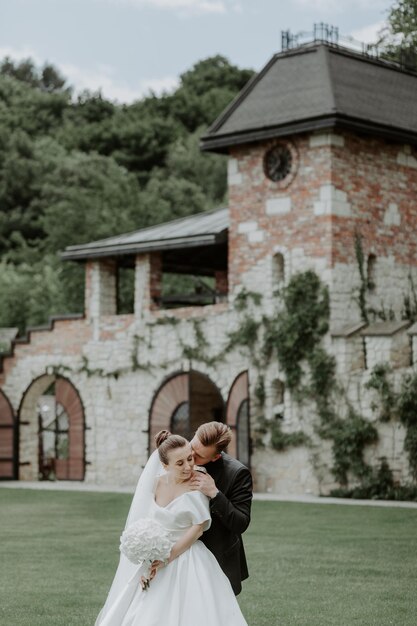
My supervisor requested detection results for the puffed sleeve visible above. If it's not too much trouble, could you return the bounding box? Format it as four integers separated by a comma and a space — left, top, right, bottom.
186, 491, 211, 531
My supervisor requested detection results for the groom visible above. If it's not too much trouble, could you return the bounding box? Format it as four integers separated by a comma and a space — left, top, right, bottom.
190, 421, 253, 595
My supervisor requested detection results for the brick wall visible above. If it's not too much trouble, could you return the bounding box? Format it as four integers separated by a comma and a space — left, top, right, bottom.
227, 131, 417, 326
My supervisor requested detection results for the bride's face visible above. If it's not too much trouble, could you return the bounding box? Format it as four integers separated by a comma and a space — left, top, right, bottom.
165, 444, 194, 482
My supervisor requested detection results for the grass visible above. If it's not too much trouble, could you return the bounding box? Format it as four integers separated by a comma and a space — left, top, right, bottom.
1, 489, 417, 626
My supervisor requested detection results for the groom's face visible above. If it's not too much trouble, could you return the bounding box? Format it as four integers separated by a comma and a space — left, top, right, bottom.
190, 436, 220, 466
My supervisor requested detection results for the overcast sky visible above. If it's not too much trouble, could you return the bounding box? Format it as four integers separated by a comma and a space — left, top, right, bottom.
0, 0, 392, 103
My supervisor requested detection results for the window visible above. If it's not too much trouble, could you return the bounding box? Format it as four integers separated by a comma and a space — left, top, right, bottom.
161, 274, 216, 308
236, 399, 250, 468
38, 389, 70, 480
272, 379, 285, 419
272, 253, 285, 285
170, 401, 191, 439
367, 254, 377, 293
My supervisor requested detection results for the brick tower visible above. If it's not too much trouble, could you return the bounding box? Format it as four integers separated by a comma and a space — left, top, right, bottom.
201, 41, 417, 328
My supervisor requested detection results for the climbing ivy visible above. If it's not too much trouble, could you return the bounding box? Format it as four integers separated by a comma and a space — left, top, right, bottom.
397, 372, 417, 481
269, 418, 311, 452
226, 316, 262, 358
318, 405, 378, 485
233, 288, 263, 312
354, 231, 415, 323
179, 319, 220, 367
259, 269, 379, 486
365, 363, 397, 422
263, 270, 330, 392
307, 347, 338, 401
365, 363, 417, 482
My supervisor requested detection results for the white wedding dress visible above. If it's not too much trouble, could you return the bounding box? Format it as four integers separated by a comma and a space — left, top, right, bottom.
96, 490, 248, 626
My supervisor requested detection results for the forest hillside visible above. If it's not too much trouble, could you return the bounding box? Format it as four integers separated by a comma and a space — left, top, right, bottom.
0, 56, 254, 334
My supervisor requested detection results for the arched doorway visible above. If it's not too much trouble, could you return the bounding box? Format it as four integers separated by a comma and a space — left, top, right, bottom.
149, 370, 224, 449
226, 371, 251, 468
19, 375, 85, 481
0, 389, 17, 479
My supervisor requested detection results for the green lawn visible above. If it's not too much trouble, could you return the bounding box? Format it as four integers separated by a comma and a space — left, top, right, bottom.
1, 489, 416, 626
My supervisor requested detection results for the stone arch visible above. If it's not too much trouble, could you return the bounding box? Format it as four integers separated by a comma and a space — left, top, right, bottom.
149, 370, 224, 451
18, 374, 85, 481
0, 389, 17, 479
226, 371, 250, 466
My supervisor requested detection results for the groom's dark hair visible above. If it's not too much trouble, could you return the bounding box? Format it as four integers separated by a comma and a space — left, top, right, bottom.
195, 421, 232, 454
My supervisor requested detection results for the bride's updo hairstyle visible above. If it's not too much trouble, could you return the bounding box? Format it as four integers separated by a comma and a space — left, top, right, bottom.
155, 430, 189, 465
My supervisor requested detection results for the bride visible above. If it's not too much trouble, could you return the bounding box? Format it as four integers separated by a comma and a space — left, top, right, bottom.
95, 430, 248, 625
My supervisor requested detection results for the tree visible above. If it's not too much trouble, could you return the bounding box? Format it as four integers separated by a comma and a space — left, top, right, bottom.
0, 256, 79, 333
166, 56, 254, 132
0, 130, 42, 253
40, 64, 68, 93
0, 57, 68, 93
58, 102, 181, 182
37, 146, 144, 253
166, 127, 227, 205
0, 73, 70, 137
138, 169, 211, 226
179, 55, 253, 96
0, 57, 40, 88
0, 53, 254, 333
379, 0, 417, 64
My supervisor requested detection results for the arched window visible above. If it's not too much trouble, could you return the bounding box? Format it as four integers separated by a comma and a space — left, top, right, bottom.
272, 253, 285, 285
149, 371, 224, 451
37, 379, 84, 480
272, 379, 285, 419
226, 371, 250, 465
367, 254, 377, 293
19, 375, 85, 481
236, 399, 250, 468
170, 401, 191, 439
0, 390, 16, 479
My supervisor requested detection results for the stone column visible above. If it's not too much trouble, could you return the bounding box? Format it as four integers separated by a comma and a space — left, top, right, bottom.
85, 259, 117, 319
134, 252, 162, 317
149, 252, 162, 309
134, 254, 150, 318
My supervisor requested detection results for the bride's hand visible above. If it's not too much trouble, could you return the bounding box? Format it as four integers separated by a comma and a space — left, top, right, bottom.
140, 575, 150, 590
140, 560, 165, 589
148, 560, 165, 582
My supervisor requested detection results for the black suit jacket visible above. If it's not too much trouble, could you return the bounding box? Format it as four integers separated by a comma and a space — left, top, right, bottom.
199, 452, 253, 595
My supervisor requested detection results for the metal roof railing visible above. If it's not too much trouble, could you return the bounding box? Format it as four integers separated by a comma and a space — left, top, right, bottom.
281, 23, 417, 74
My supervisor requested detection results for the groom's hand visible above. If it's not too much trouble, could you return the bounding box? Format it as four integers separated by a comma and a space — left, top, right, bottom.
190, 472, 219, 499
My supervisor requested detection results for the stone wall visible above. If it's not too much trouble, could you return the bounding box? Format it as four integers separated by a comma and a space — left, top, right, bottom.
1, 274, 416, 492
1, 129, 417, 493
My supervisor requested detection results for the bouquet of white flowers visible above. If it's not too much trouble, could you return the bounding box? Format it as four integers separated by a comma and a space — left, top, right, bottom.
120, 518, 174, 589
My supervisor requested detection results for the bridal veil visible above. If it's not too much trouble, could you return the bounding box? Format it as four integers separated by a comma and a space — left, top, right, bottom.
95, 450, 163, 625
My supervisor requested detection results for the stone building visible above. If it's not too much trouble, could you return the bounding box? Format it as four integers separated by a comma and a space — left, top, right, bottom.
1, 39, 417, 494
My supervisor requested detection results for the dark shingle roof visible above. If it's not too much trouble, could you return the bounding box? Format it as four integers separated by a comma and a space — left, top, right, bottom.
61, 207, 228, 260
201, 43, 417, 152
